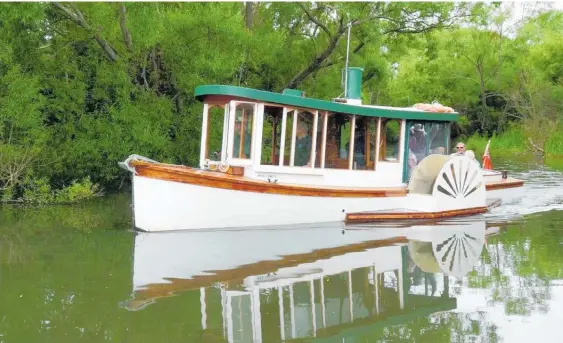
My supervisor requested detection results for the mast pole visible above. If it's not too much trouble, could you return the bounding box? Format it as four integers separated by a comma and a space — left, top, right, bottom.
344, 22, 351, 98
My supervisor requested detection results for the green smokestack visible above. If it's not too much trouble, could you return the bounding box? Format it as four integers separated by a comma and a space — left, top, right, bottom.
345, 67, 364, 100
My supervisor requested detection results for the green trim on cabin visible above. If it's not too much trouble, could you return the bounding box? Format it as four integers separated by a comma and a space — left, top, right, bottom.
195, 85, 459, 122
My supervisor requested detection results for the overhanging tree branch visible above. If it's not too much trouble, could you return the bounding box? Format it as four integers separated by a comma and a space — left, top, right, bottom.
53, 2, 118, 62
297, 2, 331, 36
286, 3, 469, 90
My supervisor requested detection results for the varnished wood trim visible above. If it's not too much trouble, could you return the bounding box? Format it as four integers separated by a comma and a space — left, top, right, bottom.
346, 206, 488, 223
485, 178, 524, 191
226, 166, 244, 176
131, 161, 408, 198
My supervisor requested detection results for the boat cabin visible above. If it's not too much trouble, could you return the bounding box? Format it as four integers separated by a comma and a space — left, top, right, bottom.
195, 67, 457, 187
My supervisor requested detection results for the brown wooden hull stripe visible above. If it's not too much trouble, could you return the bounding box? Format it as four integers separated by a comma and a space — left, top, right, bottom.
345, 206, 489, 223
485, 178, 524, 191
131, 161, 408, 198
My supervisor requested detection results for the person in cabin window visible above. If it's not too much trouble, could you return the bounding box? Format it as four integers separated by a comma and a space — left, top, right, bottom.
294, 120, 312, 166
410, 123, 428, 162
408, 148, 418, 178
233, 114, 252, 158
355, 121, 368, 168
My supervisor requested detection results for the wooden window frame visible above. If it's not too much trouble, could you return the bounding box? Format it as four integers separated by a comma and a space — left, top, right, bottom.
228, 101, 257, 162
378, 118, 403, 163
323, 112, 353, 170
200, 102, 228, 168
364, 117, 379, 171
348, 116, 379, 171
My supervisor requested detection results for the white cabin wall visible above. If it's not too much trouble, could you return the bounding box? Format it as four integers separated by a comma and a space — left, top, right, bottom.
242, 167, 405, 188
243, 162, 404, 188
218, 101, 408, 188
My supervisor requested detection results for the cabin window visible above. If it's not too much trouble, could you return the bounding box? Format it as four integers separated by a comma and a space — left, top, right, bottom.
407, 122, 428, 163
352, 116, 377, 170
233, 103, 254, 159
405, 121, 450, 180
324, 113, 352, 169
379, 119, 401, 162
282, 111, 294, 166
206, 105, 226, 161
291, 110, 315, 167
314, 112, 326, 168
428, 122, 450, 154
280, 109, 315, 167
260, 106, 283, 165
407, 121, 449, 161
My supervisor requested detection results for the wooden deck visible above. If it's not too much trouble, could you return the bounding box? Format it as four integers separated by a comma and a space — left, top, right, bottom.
131, 160, 523, 199
485, 177, 524, 191
131, 161, 408, 198
345, 198, 501, 223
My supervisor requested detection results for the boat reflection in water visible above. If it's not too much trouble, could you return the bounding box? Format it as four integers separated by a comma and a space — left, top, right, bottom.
123, 218, 504, 342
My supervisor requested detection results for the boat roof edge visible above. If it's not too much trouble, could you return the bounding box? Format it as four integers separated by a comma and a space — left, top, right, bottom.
195, 85, 458, 122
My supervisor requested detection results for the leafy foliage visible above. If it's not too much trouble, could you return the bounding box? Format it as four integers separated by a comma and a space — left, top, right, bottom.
0, 2, 561, 202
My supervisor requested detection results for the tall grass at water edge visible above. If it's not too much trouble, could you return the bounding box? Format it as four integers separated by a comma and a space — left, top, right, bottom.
465, 123, 563, 171
465, 125, 526, 157
466, 125, 563, 156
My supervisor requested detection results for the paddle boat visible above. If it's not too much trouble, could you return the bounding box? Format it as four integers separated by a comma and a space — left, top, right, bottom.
123, 219, 502, 341
119, 67, 524, 232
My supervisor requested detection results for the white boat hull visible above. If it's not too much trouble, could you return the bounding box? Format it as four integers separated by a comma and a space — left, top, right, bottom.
131, 180, 516, 233
133, 174, 404, 232
128, 155, 522, 232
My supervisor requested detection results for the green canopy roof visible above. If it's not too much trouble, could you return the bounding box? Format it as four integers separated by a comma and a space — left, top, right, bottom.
195, 85, 458, 122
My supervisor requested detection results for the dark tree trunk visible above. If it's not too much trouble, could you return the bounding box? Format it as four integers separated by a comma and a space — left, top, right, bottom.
245, 2, 253, 29
119, 5, 133, 51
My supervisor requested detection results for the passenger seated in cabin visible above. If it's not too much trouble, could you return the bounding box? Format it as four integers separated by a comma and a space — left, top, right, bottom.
410, 124, 428, 162
431, 146, 446, 154
345, 128, 367, 168
294, 120, 312, 166
353, 127, 367, 168
408, 148, 417, 177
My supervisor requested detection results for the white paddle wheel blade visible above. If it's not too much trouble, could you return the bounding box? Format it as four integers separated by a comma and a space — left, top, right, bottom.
432, 156, 485, 202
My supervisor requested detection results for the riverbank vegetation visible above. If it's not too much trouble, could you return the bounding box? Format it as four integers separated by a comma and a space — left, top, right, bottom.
1, 2, 562, 203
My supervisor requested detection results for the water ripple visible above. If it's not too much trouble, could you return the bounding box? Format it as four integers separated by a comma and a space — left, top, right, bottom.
486, 159, 563, 221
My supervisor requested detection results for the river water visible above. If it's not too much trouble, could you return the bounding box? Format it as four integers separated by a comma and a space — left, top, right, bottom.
0, 159, 562, 343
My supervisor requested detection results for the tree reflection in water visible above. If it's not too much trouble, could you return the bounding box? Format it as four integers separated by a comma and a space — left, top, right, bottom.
0, 195, 562, 342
